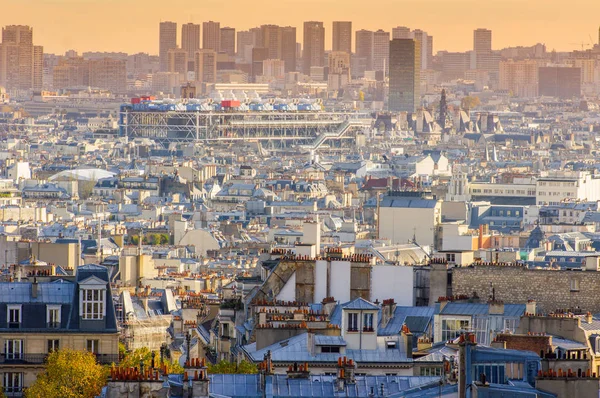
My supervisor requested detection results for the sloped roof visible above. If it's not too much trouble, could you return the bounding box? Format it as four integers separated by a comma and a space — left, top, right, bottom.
341, 297, 380, 311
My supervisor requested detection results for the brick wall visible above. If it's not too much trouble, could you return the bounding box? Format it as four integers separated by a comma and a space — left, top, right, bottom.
495, 334, 551, 356
452, 265, 600, 313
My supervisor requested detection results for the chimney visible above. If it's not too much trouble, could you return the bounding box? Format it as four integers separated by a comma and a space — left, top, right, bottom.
381, 298, 396, 328
458, 333, 476, 398
401, 324, 413, 359
586, 312, 593, 324
286, 362, 310, 379
526, 300, 536, 316
31, 277, 38, 298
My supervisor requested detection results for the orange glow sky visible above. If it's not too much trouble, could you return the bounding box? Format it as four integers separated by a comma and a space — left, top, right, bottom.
2, 0, 600, 55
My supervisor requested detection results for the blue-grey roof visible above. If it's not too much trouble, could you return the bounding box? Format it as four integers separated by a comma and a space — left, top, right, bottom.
269, 375, 439, 397
243, 333, 412, 364
0, 280, 73, 304
164, 374, 440, 398
341, 297, 380, 311
439, 303, 526, 318
551, 337, 588, 351
378, 306, 434, 337
314, 335, 347, 346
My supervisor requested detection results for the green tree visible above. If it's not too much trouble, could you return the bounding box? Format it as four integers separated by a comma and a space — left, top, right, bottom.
461, 96, 481, 110
158, 234, 170, 245
25, 349, 107, 398
208, 360, 258, 374
120, 347, 184, 374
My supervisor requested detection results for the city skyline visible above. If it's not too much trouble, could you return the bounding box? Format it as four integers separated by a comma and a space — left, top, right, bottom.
2, 0, 600, 54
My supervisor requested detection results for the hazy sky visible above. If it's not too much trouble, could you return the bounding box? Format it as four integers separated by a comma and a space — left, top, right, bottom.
2, 0, 600, 55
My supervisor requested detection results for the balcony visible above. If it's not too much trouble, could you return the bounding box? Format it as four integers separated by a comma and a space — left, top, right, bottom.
0, 353, 118, 365
0, 353, 46, 364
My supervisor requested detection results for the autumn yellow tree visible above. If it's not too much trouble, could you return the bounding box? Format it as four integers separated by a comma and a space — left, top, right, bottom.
208, 360, 258, 374
461, 96, 481, 110
25, 349, 107, 398
120, 347, 184, 373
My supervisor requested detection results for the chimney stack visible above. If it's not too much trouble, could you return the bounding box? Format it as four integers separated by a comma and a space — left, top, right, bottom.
31, 277, 38, 298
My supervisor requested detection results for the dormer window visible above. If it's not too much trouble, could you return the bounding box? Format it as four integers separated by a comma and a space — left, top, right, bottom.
7, 305, 21, 329
347, 313, 358, 332
81, 289, 105, 320
47, 305, 61, 328
363, 313, 374, 332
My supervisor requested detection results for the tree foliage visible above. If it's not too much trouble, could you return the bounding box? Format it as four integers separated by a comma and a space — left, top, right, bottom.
120, 347, 184, 374
461, 96, 481, 110
207, 360, 258, 374
25, 349, 107, 398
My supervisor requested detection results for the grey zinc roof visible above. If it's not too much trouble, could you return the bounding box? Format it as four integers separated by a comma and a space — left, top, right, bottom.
314, 335, 346, 346
0, 280, 74, 304
439, 302, 526, 318
341, 297, 380, 311
552, 337, 588, 351
243, 333, 412, 364
378, 306, 434, 337
209, 374, 261, 397
269, 375, 439, 397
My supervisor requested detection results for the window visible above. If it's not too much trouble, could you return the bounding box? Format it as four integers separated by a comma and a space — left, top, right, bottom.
446, 253, 456, 262
320, 346, 340, 353
47, 305, 61, 329
347, 313, 358, 332
570, 279, 580, 292
441, 319, 470, 341
86, 339, 100, 354
4, 339, 23, 360
3, 373, 22, 395
386, 341, 397, 349
48, 339, 60, 353
7, 305, 21, 328
420, 367, 443, 376
81, 289, 105, 320
363, 313, 374, 332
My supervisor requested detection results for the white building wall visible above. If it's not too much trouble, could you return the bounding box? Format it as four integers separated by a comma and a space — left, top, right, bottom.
370, 265, 414, 306
276, 272, 296, 302
314, 260, 328, 303
379, 206, 439, 247
330, 261, 351, 303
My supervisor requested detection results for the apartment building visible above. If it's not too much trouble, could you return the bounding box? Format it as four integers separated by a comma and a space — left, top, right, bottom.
0, 265, 119, 395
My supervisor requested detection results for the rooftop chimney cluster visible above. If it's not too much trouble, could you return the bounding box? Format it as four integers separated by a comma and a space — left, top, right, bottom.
538, 368, 597, 379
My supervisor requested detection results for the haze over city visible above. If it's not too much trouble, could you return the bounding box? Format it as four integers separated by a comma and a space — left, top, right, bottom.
4, 1, 600, 398
3, 0, 600, 53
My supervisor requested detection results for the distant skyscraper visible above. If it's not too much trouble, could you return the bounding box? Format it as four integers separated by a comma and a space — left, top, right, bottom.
355, 29, 374, 72
473, 28, 492, 55
389, 39, 420, 112
0, 25, 43, 90
251, 47, 269, 80
538, 66, 581, 98
220, 27, 236, 56
332, 21, 352, 54
167, 48, 189, 79
159, 21, 177, 72
194, 49, 217, 83
181, 23, 200, 59
412, 29, 429, 70
372, 29, 390, 74
261, 25, 282, 60
328, 51, 351, 90
499, 59, 539, 97
392, 26, 412, 39
203, 21, 221, 51
303, 21, 325, 74
237, 31, 254, 54
89, 58, 127, 93
281, 26, 297, 73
